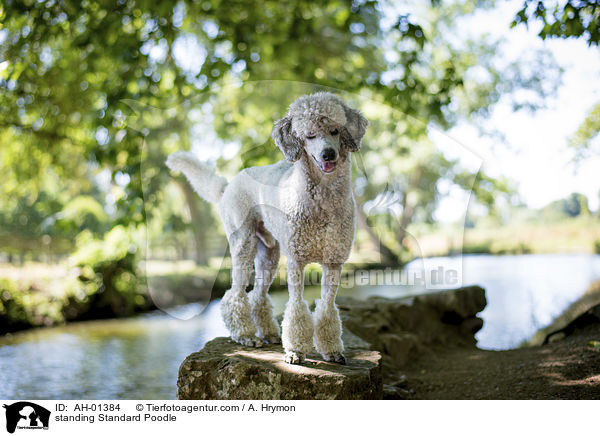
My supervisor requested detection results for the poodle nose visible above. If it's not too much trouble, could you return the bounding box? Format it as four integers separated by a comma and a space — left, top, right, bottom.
321, 148, 336, 161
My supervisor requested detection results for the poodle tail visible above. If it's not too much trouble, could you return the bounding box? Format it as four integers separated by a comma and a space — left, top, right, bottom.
166, 151, 228, 203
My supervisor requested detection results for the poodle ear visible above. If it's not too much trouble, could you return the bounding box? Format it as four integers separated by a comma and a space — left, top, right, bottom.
340, 127, 358, 152
272, 115, 303, 163
342, 107, 369, 152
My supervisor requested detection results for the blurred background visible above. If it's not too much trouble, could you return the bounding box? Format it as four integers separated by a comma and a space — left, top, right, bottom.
1, 0, 599, 399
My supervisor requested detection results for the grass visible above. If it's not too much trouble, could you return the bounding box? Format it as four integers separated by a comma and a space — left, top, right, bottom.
407, 216, 600, 257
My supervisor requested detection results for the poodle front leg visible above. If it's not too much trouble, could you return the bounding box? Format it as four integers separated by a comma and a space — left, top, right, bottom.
313, 263, 345, 364
281, 260, 313, 364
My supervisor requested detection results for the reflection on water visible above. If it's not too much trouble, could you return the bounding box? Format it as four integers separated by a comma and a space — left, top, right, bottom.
1, 254, 599, 399
461, 254, 600, 349
0, 303, 228, 399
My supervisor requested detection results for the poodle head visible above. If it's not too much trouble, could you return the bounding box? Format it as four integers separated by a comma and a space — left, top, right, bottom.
272, 92, 368, 173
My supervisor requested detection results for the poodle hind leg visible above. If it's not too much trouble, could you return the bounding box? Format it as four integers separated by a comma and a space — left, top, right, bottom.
248, 238, 281, 344
221, 287, 262, 347
221, 229, 263, 347
313, 263, 345, 364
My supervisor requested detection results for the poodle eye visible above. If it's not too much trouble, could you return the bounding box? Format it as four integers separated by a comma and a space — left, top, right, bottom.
330, 129, 339, 136
306, 133, 316, 139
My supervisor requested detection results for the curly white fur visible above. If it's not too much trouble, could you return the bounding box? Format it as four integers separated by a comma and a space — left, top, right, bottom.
248, 290, 281, 343
167, 92, 368, 364
282, 298, 314, 362
313, 299, 344, 359
220, 288, 262, 347
166, 151, 228, 203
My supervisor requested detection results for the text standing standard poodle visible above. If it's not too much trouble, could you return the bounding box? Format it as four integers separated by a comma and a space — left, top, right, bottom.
166, 92, 368, 364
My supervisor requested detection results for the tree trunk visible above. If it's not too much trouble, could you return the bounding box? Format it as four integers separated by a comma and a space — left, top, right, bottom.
176, 179, 209, 265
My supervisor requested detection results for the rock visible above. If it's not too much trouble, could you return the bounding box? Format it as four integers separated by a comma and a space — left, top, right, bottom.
378, 332, 419, 366
382, 373, 413, 399
420, 285, 487, 319
528, 279, 600, 346
177, 337, 382, 400
547, 331, 566, 343
336, 286, 486, 395
339, 285, 487, 357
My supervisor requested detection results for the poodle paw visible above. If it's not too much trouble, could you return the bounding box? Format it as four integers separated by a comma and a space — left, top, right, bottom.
235, 336, 264, 348
322, 352, 346, 365
284, 350, 305, 365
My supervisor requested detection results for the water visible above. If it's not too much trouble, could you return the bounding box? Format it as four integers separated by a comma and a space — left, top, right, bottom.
1, 254, 599, 399
0, 304, 227, 399
441, 254, 600, 349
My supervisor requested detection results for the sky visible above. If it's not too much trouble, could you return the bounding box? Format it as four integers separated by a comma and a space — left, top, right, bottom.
440, 0, 600, 216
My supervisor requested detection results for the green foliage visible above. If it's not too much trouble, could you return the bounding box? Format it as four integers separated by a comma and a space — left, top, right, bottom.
594, 240, 600, 254
541, 192, 590, 220
588, 340, 600, 351
510, 2, 599, 162
0, 0, 392, 222
563, 192, 590, 217
0, 278, 65, 333
454, 239, 531, 255
0, 0, 561, 197
570, 101, 600, 158
512, 0, 600, 45
72, 226, 134, 266
69, 226, 150, 319
52, 195, 109, 236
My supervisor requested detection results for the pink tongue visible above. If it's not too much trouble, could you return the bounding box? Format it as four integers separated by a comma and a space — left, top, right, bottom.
323, 162, 335, 172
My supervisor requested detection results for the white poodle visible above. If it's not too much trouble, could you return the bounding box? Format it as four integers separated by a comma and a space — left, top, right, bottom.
166, 92, 368, 364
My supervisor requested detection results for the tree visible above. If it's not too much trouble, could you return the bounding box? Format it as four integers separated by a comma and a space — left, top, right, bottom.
510, 1, 600, 160
569, 101, 600, 159
0, 0, 394, 261
541, 192, 590, 219
563, 192, 590, 217
512, 0, 600, 45
0, 0, 562, 266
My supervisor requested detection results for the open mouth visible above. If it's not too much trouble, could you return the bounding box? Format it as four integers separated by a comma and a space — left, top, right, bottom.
312, 155, 337, 173
321, 161, 336, 173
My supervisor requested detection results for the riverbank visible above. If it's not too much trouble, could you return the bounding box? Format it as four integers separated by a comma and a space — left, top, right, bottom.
401, 323, 600, 399
337, 282, 600, 399
0, 260, 384, 334
408, 216, 600, 256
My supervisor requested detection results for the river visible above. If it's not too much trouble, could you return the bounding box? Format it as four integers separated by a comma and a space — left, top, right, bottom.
1, 254, 599, 399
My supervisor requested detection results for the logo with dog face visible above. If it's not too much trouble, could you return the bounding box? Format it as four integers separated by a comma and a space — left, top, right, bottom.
2, 402, 50, 433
